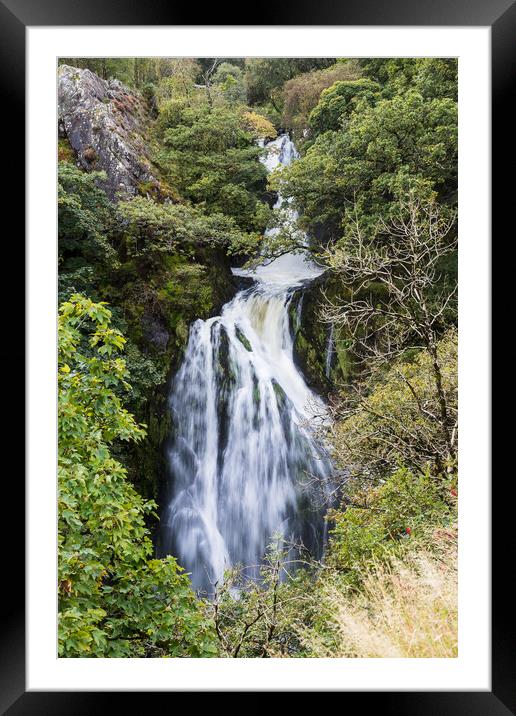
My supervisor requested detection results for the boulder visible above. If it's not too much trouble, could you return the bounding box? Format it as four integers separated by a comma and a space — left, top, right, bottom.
58, 64, 161, 201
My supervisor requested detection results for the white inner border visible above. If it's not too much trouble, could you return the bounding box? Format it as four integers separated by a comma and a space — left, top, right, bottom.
27, 26, 490, 691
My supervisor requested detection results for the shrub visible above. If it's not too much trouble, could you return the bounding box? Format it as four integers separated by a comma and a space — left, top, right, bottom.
117, 195, 260, 259
58, 295, 218, 657
328, 466, 453, 577
241, 110, 277, 141
330, 330, 458, 482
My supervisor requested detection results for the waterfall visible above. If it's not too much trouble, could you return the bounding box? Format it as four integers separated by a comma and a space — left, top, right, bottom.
295, 294, 304, 331
159, 135, 332, 592
325, 323, 335, 379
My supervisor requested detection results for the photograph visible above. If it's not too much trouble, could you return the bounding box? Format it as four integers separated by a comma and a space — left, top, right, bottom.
0, 1, 504, 703
56, 55, 459, 659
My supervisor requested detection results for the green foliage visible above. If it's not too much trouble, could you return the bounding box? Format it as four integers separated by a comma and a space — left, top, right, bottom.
155, 260, 214, 338
211, 541, 319, 657
117, 196, 260, 259
212, 458, 456, 658
328, 466, 453, 580
267, 56, 457, 257
244, 58, 337, 109
57, 158, 251, 426
58, 162, 119, 304
274, 87, 457, 242
156, 101, 270, 232
241, 110, 277, 140
361, 58, 458, 101
106, 308, 168, 408
281, 60, 363, 140
213, 62, 247, 104
332, 330, 458, 481
58, 167, 168, 416
58, 162, 117, 268
59, 58, 136, 85
59, 57, 203, 91
58, 137, 76, 163
308, 78, 380, 137
58, 295, 217, 657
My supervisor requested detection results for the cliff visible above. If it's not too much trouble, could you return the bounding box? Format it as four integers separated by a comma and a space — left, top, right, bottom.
58, 64, 167, 201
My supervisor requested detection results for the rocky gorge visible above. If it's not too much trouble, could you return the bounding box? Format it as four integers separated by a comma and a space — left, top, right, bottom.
57, 64, 336, 516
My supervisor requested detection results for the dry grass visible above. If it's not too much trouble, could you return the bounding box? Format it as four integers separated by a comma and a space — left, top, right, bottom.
305, 527, 457, 658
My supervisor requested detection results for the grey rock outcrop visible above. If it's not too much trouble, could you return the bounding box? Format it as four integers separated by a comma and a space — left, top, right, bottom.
58, 64, 162, 201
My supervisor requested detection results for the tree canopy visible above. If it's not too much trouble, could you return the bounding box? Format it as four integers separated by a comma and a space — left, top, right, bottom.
271, 64, 457, 244
156, 102, 271, 232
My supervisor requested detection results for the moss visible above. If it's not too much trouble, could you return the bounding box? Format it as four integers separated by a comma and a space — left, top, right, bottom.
292, 276, 356, 394
58, 137, 75, 163
132, 388, 172, 505
175, 318, 189, 346
294, 329, 324, 386
236, 327, 252, 351
272, 379, 287, 410
138, 179, 157, 196
333, 331, 352, 382
136, 178, 179, 203
157, 262, 214, 348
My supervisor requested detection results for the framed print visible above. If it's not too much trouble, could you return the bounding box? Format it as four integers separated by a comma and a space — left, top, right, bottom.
3, 0, 510, 709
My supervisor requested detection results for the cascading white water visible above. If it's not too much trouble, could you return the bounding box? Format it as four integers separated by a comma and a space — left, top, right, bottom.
325, 323, 335, 379
160, 135, 332, 592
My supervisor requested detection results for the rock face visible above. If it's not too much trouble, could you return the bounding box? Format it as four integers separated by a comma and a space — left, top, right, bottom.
58, 64, 162, 201
291, 274, 352, 394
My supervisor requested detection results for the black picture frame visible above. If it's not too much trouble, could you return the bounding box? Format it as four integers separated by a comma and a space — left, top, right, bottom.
4, 0, 508, 709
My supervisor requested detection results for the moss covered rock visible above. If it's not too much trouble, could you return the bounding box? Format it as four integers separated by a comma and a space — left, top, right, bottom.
291, 274, 354, 395
118, 247, 239, 511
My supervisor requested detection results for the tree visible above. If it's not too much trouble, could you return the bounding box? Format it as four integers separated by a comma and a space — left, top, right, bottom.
58, 57, 204, 90
58, 162, 118, 302
360, 58, 457, 101
323, 195, 458, 474
200, 58, 221, 108
281, 60, 363, 140
58, 162, 116, 264
117, 196, 260, 259
58, 295, 217, 657
154, 59, 202, 107
58, 58, 135, 84
241, 111, 277, 141
244, 58, 336, 109
210, 540, 320, 658
213, 62, 247, 105
156, 102, 270, 232
308, 78, 380, 137
274, 89, 457, 242
328, 331, 458, 484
